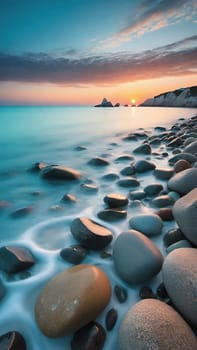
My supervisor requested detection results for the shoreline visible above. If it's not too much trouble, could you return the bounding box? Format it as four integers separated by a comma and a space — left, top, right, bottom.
0, 113, 196, 349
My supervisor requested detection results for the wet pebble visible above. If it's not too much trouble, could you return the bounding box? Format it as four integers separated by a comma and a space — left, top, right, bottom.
97, 208, 127, 222
114, 154, 134, 162
80, 183, 99, 193
71, 217, 113, 250
120, 165, 135, 176
144, 183, 163, 196
133, 143, 151, 155
60, 245, 88, 264
104, 193, 128, 208
88, 157, 109, 166
166, 239, 193, 253
61, 193, 77, 203
154, 167, 174, 180
41, 165, 82, 180
105, 308, 118, 331
102, 173, 119, 181
156, 208, 174, 221
156, 282, 169, 300
10, 206, 34, 218
163, 228, 185, 247
0, 331, 26, 350
0, 246, 35, 273
168, 168, 197, 194
114, 285, 128, 303
71, 321, 106, 350
129, 190, 146, 200
134, 160, 156, 173
174, 159, 192, 173
151, 195, 174, 207
129, 213, 163, 236
139, 286, 156, 299
117, 177, 140, 188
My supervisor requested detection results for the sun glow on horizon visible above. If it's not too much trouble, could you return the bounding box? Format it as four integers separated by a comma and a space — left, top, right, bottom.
131, 98, 136, 105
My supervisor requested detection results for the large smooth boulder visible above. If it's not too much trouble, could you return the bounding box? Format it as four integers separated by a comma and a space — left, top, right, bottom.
172, 188, 197, 246
168, 168, 197, 194
41, 165, 82, 180
113, 230, 163, 284
162, 248, 197, 328
119, 299, 197, 350
35, 264, 111, 337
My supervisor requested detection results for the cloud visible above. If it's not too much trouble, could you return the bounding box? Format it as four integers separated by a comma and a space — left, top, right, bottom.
0, 36, 196, 85
99, 0, 196, 49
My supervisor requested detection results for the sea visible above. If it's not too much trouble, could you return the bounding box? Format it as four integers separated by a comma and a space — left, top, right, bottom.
0, 106, 196, 349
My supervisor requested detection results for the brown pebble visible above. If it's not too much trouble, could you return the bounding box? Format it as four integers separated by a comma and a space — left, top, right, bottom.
174, 159, 192, 173
156, 208, 174, 221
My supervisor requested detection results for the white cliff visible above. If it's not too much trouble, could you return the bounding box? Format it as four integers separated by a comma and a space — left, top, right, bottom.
140, 86, 197, 107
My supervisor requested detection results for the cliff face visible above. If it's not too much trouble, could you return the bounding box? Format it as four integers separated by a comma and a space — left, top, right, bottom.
140, 86, 197, 107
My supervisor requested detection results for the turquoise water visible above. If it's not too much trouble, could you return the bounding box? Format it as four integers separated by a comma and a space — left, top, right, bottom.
0, 106, 196, 350
0, 106, 196, 239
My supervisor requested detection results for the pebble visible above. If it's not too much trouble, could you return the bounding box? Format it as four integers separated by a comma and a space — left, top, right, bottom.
31, 161, 48, 171
133, 143, 151, 155
0, 246, 35, 273
168, 168, 197, 194
174, 159, 192, 173
61, 193, 77, 203
129, 190, 146, 200
113, 230, 163, 284
156, 208, 174, 221
167, 137, 183, 148
114, 154, 134, 162
134, 159, 156, 173
120, 165, 135, 176
80, 183, 99, 193
139, 286, 156, 299
10, 206, 34, 218
129, 213, 163, 236
151, 194, 174, 207
102, 173, 119, 181
71, 217, 113, 250
97, 208, 127, 221
169, 152, 197, 165
41, 165, 82, 180
144, 183, 163, 196
105, 308, 118, 331
60, 245, 88, 264
114, 285, 128, 303
162, 248, 197, 328
154, 167, 174, 180
163, 228, 185, 247
117, 177, 140, 188
35, 264, 111, 337
156, 282, 169, 300
0, 331, 26, 350
88, 157, 109, 166
166, 239, 193, 253
70, 321, 106, 350
119, 299, 197, 350
172, 188, 197, 246
104, 193, 128, 208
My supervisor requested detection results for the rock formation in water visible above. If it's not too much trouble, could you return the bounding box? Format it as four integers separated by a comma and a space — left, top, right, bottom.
94, 98, 113, 107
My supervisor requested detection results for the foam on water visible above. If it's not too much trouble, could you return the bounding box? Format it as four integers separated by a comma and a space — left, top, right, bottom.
0, 107, 196, 349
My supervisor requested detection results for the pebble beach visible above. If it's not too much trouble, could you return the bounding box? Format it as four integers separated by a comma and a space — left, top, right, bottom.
0, 109, 197, 350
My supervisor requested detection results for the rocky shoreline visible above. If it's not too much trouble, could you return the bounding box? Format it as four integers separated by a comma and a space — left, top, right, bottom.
0, 114, 197, 349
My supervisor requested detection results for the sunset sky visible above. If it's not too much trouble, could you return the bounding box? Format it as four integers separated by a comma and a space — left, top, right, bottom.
0, 0, 196, 105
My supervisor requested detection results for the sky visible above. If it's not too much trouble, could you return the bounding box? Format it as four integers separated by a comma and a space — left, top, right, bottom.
0, 0, 196, 105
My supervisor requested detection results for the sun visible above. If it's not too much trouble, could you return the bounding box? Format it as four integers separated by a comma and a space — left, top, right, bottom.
131, 99, 136, 105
